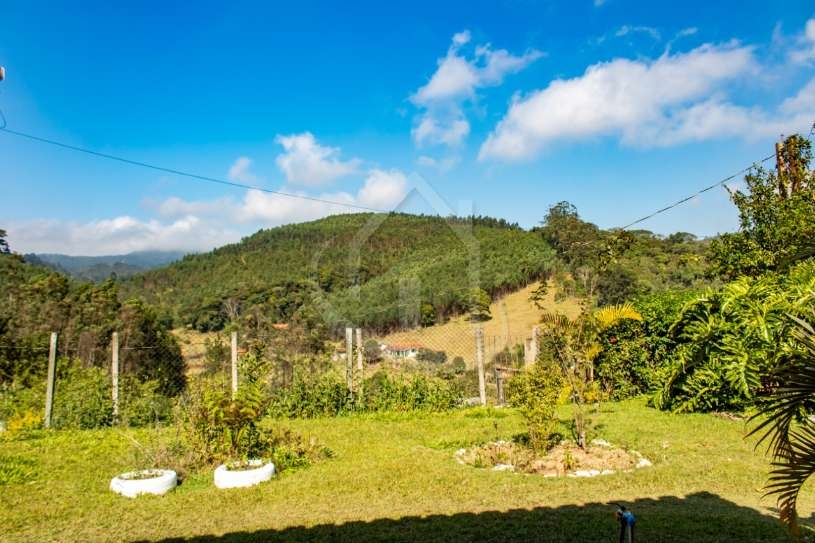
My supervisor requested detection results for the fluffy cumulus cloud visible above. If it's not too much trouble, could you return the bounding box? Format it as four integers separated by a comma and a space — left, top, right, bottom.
410, 30, 542, 148
274, 132, 361, 186
9, 167, 410, 255
479, 41, 815, 160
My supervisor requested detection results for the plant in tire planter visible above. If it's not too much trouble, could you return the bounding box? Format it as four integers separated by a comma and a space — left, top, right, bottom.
214, 458, 275, 489
110, 469, 177, 498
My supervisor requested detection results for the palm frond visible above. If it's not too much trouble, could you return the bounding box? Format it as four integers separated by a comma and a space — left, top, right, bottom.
748, 313, 815, 458
539, 312, 575, 331
764, 424, 815, 536
593, 302, 642, 331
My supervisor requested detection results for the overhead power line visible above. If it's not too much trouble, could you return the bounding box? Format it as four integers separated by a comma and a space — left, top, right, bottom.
0, 124, 387, 213
619, 121, 815, 230
618, 153, 776, 230
1, 115, 812, 229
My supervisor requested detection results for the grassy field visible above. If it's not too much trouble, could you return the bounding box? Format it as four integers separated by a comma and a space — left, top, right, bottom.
382, 282, 582, 365
1, 399, 813, 542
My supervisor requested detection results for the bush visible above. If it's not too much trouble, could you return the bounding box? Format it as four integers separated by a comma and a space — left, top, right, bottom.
506, 362, 565, 453
174, 378, 330, 471
361, 371, 459, 412
417, 348, 447, 364
594, 290, 698, 400
119, 377, 173, 427
177, 380, 269, 464
267, 367, 461, 418
51, 362, 113, 430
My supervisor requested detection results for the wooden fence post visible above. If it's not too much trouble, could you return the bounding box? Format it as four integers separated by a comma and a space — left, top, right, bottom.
475, 326, 486, 406
345, 327, 354, 394
44, 332, 57, 429
231, 331, 238, 398
111, 332, 119, 423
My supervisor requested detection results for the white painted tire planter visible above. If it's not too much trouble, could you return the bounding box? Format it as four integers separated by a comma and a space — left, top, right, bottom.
110, 469, 177, 498
214, 460, 275, 489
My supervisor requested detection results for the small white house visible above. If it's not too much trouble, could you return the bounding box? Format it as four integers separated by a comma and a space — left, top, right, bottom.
382, 342, 423, 359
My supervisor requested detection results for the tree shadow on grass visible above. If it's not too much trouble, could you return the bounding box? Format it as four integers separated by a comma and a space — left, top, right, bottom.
139, 492, 806, 543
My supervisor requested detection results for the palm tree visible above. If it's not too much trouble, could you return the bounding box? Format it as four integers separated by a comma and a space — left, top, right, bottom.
748, 311, 815, 535
539, 302, 642, 448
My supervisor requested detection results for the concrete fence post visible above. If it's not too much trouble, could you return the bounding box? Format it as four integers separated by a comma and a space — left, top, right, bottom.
44, 332, 57, 429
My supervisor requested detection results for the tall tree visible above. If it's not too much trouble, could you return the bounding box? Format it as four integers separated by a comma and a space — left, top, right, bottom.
711, 134, 815, 279
0, 229, 10, 254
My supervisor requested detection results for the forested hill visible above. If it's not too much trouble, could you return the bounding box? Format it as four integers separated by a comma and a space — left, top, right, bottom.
26, 250, 186, 282
121, 213, 556, 333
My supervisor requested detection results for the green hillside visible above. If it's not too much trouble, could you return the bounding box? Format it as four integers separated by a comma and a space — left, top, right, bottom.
122, 213, 557, 334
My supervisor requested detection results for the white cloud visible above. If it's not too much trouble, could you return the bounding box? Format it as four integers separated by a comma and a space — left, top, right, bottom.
676, 27, 698, 39
157, 196, 234, 218
227, 156, 260, 184
357, 169, 409, 209
410, 31, 542, 148
412, 113, 470, 147
790, 17, 815, 64
9, 167, 411, 255
7, 216, 239, 256
479, 42, 764, 160
615, 25, 661, 41
274, 132, 361, 187
416, 155, 460, 172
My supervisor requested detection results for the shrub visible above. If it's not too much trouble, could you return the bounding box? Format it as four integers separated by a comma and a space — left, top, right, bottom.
595, 290, 698, 400
506, 362, 565, 453
267, 368, 461, 418
51, 362, 113, 430
174, 378, 330, 471
119, 377, 173, 427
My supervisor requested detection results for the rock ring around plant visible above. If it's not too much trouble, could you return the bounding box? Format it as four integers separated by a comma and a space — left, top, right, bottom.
110, 469, 177, 498
214, 459, 275, 489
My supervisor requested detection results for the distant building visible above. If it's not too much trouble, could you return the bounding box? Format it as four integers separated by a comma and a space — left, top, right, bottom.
382, 342, 423, 359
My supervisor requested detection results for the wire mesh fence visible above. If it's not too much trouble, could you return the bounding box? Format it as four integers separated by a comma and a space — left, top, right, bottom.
0, 317, 544, 434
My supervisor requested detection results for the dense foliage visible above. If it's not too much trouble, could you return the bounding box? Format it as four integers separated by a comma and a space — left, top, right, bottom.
711, 135, 815, 279
652, 260, 815, 413
535, 202, 712, 306
0, 251, 185, 426
594, 290, 700, 400
123, 213, 556, 335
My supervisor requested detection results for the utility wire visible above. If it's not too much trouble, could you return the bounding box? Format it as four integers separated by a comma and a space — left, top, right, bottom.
620, 121, 815, 230
619, 153, 776, 230
0, 125, 388, 213
2, 115, 813, 228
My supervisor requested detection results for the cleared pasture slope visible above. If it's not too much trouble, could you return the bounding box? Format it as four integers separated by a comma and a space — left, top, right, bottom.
382, 282, 581, 364
1, 399, 812, 542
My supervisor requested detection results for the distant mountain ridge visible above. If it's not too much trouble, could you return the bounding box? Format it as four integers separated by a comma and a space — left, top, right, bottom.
26, 250, 187, 282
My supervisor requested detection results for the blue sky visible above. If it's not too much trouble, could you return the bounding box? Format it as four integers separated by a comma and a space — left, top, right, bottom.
1, 0, 814, 254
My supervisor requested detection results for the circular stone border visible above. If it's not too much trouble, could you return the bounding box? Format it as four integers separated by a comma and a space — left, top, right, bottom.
214, 459, 275, 489
110, 469, 177, 498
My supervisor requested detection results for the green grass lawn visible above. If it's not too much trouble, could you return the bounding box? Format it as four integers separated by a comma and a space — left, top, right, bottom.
1, 399, 813, 542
